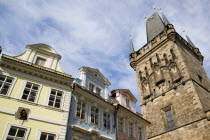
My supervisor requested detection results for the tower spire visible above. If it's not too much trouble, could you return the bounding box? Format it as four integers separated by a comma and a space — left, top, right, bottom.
161, 12, 170, 25
186, 35, 196, 48
146, 12, 165, 42
129, 35, 135, 53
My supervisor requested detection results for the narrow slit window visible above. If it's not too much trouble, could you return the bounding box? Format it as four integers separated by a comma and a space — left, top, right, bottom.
165, 109, 175, 129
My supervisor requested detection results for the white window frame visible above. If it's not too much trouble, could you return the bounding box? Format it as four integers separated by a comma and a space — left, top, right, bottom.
88, 81, 103, 96
90, 106, 99, 126
19, 80, 42, 103
33, 54, 48, 67
2, 123, 30, 140
75, 97, 86, 120
37, 129, 58, 140
103, 111, 111, 131
46, 87, 65, 109
0, 73, 17, 97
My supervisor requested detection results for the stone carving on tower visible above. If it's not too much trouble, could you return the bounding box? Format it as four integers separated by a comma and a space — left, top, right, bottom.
129, 11, 210, 140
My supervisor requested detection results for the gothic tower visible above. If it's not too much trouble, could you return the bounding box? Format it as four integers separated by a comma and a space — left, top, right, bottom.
130, 12, 210, 140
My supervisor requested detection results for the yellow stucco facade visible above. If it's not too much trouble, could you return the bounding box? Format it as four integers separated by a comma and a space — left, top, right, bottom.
0, 44, 74, 140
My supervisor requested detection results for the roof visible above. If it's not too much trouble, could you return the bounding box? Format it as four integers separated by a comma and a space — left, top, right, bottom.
78, 66, 111, 86
111, 89, 137, 102
146, 12, 165, 42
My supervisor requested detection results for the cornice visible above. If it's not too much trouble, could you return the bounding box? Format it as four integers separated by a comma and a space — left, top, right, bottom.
0, 55, 74, 86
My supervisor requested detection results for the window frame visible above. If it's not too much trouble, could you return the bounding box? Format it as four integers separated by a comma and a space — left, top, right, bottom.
3, 123, 30, 140
33, 55, 48, 67
19, 80, 42, 103
37, 129, 58, 140
103, 111, 111, 131
162, 105, 176, 130
88, 81, 103, 96
165, 109, 175, 129
126, 98, 130, 108
129, 121, 135, 138
0, 73, 17, 97
46, 87, 65, 109
90, 106, 99, 126
75, 98, 86, 120
118, 117, 124, 133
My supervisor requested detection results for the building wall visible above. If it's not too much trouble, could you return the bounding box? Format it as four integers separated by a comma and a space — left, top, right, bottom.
66, 92, 116, 140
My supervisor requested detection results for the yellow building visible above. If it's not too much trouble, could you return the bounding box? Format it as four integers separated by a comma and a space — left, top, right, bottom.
0, 44, 74, 140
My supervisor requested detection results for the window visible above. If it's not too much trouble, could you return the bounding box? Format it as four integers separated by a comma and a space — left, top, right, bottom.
129, 122, 134, 137
6, 126, 27, 140
21, 82, 40, 102
40, 132, 56, 140
165, 109, 175, 129
118, 117, 124, 132
90, 106, 99, 125
35, 57, 46, 66
103, 112, 111, 130
96, 87, 101, 95
48, 89, 63, 108
126, 99, 130, 107
89, 83, 95, 92
76, 99, 86, 119
138, 127, 142, 140
0, 75, 14, 95
198, 74, 203, 84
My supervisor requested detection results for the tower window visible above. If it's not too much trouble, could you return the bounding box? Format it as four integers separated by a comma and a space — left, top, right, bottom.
165, 109, 175, 129
35, 57, 46, 66
198, 74, 203, 84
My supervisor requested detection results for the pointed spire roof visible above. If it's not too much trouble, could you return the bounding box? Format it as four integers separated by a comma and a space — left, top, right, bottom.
130, 35, 135, 53
161, 12, 170, 25
186, 35, 196, 48
146, 12, 165, 42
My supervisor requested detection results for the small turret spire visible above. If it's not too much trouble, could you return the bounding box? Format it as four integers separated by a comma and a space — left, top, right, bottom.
129, 35, 135, 53
161, 11, 170, 25
186, 35, 196, 48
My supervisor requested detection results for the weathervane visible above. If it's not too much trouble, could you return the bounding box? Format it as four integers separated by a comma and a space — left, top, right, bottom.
153, 5, 156, 11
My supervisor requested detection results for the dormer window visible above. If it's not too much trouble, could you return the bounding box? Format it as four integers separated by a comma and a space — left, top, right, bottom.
35, 57, 46, 66
89, 83, 95, 92
96, 87, 101, 95
126, 99, 130, 107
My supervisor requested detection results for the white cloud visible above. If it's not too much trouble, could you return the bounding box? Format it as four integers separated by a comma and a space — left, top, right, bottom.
0, 0, 210, 112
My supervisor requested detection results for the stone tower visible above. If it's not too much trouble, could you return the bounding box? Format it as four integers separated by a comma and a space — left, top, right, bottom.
130, 12, 210, 140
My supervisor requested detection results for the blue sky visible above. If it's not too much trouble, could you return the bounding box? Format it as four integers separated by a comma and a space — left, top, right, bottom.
0, 0, 210, 113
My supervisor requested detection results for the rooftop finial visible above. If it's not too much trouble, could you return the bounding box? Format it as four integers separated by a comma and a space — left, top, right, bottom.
159, 7, 162, 12
129, 34, 135, 53
153, 5, 156, 11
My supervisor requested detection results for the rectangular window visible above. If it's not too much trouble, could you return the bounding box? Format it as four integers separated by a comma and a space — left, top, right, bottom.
21, 82, 39, 102
40, 132, 56, 140
0, 75, 14, 95
96, 87, 101, 95
103, 112, 111, 130
126, 99, 130, 107
89, 83, 95, 92
90, 106, 99, 125
35, 57, 46, 66
138, 127, 142, 140
118, 117, 124, 132
6, 126, 27, 140
76, 99, 86, 120
48, 89, 63, 108
165, 110, 175, 129
129, 122, 134, 137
